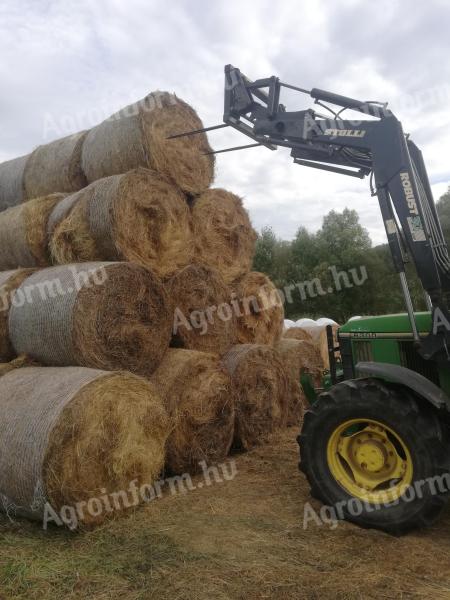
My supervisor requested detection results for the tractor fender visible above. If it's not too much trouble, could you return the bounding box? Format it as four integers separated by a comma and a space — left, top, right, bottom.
355, 361, 450, 413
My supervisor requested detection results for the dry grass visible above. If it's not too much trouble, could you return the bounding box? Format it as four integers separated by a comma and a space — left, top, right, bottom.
232, 271, 284, 346
192, 189, 257, 284
0, 427, 449, 599
223, 344, 289, 450
167, 263, 237, 355
151, 348, 235, 474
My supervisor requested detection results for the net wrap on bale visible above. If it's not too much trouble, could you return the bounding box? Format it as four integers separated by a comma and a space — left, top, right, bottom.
49, 168, 193, 278
192, 189, 257, 284
0, 366, 169, 527
0, 155, 28, 211
0, 194, 65, 270
0, 269, 35, 362
223, 344, 288, 450
82, 92, 214, 195
5, 262, 171, 376
24, 131, 87, 199
151, 349, 235, 474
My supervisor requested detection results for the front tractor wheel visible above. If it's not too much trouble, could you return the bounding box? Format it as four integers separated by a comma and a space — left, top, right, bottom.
298, 378, 450, 534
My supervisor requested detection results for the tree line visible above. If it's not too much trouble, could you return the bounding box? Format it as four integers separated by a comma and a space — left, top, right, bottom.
253, 188, 450, 324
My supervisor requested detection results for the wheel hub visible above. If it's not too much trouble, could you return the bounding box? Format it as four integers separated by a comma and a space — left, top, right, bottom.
355, 439, 386, 472
327, 418, 413, 503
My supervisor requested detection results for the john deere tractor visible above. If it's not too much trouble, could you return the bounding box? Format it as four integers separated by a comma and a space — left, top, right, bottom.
171, 66, 450, 533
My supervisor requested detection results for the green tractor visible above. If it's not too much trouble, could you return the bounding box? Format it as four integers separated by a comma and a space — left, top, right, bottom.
172, 65, 450, 532
300, 314, 450, 533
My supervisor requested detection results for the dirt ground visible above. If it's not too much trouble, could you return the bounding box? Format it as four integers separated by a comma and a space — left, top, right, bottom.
1, 427, 450, 600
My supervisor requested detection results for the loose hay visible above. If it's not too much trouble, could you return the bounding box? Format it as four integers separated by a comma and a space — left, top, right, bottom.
168, 264, 237, 355
24, 131, 88, 199
283, 327, 313, 342
0, 193, 65, 270
232, 272, 284, 346
223, 344, 288, 450
192, 189, 257, 284
6, 262, 171, 376
0, 269, 35, 362
0, 366, 169, 527
49, 168, 193, 278
0, 154, 28, 211
82, 92, 214, 195
151, 349, 235, 474
275, 338, 323, 425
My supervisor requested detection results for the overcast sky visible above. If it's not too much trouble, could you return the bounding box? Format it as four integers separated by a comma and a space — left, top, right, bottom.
0, 0, 449, 245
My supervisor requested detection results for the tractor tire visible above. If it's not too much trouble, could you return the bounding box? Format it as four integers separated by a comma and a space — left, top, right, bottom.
298, 378, 450, 534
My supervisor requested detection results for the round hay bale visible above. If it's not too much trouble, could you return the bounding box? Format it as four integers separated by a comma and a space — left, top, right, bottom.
23, 131, 87, 199
49, 168, 193, 278
0, 193, 65, 270
0, 269, 35, 362
0, 366, 169, 528
223, 344, 288, 450
7, 262, 171, 376
82, 92, 214, 195
0, 154, 28, 211
232, 272, 284, 346
300, 324, 340, 369
284, 327, 313, 342
168, 264, 237, 355
192, 189, 257, 284
151, 349, 235, 474
275, 338, 323, 425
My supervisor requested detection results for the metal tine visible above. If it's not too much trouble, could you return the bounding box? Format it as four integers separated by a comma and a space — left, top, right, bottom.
203, 143, 263, 156
166, 123, 229, 140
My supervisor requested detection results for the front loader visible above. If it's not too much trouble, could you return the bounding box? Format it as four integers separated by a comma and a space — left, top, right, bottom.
170, 66, 450, 533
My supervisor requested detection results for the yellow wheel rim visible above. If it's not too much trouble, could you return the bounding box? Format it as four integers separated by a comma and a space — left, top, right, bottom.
327, 418, 414, 504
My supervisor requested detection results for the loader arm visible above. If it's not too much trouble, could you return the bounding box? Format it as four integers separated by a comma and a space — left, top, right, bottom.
170, 65, 450, 363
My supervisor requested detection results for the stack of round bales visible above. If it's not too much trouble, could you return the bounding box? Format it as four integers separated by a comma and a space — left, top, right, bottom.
0, 87, 305, 532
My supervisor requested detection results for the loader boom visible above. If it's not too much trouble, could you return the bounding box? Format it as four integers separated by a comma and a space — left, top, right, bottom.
218, 66, 450, 363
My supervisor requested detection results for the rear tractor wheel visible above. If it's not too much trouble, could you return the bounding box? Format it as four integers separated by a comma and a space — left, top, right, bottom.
298, 378, 450, 534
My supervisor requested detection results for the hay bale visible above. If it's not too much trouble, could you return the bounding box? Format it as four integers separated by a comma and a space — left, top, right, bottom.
192, 189, 257, 284
48, 168, 193, 278
168, 264, 237, 355
0, 193, 65, 270
284, 327, 313, 342
299, 324, 340, 369
0, 269, 36, 362
0, 366, 169, 527
82, 92, 214, 195
23, 131, 87, 199
5, 262, 171, 376
223, 344, 288, 450
151, 349, 235, 474
232, 272, 284, 346
0, 154, 28, 211
275, 338, 323, 425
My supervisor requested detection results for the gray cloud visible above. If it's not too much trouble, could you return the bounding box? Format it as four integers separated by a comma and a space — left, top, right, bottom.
0, 0, 449, 246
